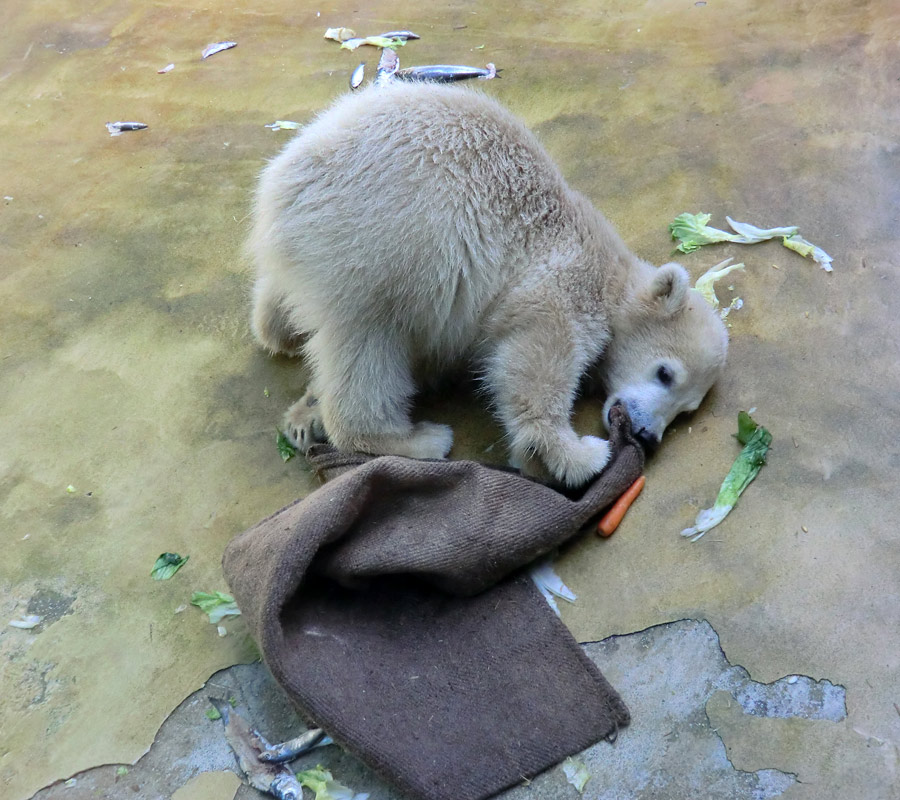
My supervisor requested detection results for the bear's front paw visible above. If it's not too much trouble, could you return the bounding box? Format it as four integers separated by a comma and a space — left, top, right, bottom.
556, 435, 611, 488
283, 392, 328, 451
405, 421, 454, 459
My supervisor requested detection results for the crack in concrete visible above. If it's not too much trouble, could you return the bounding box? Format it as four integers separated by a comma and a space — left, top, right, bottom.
27, 618, 849, 800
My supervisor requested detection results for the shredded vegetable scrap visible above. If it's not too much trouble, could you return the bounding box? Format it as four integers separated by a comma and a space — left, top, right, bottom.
693, 257, 746, 310
681, 411, 772, 542
324, 27, 356, 42
151, 552, 189, 580
296, 766, 370, 800
9, 615, 43, 629
340, 36, 406, 51
529, 558, 576, 616
191, 591, 241, 624
669, 212, 832, 271
277, 430, 298, 461
562, 757, 592, 793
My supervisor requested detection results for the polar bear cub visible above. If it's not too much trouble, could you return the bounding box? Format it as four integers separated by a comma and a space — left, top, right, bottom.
249, 82, 728, 487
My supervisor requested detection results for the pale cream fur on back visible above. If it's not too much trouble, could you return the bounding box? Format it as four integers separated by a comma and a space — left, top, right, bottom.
249, 82, 727, 487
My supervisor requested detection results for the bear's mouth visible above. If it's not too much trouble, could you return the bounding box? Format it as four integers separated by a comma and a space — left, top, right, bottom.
607, 399, 661, 454
633, 427, 661, 454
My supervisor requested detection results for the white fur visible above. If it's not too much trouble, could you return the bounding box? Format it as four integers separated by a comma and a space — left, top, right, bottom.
249, 83, 728, 486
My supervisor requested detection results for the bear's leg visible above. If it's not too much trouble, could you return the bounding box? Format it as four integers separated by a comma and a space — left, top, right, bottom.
295, 327, 453, 459
483, 331, 610, 488
250, 275, 307, 357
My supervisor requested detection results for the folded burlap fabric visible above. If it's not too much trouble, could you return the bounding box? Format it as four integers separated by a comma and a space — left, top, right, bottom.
223, 405, 643, 800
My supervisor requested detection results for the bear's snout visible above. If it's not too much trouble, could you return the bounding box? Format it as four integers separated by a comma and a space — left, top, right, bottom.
606, 397, 661, 454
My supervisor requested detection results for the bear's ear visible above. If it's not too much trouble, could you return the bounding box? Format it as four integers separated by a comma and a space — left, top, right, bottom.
648, 262, 690, 316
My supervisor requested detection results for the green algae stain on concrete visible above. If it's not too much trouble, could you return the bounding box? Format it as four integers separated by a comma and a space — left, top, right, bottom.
0, 2, 328, 797
2, 0, 900, 798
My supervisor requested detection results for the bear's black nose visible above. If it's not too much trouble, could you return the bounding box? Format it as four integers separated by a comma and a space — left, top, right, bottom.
634, 427, 660, 454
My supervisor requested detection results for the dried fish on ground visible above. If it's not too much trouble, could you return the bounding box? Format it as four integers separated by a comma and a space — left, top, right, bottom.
157, 63, 174, 73
208, 699, 303, 800
375, 30, 420, 40
106, 121, 148, 137
375, 48, 400, 84
349, 62, 366, 89
393, 63, 498, 82
265, 121, 302, 131
325, 27, 418, 44
257, 729, 332, 763
202, 41, 237, 59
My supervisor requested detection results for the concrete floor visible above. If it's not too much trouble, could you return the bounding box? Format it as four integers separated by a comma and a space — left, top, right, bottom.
1, 1, 898, 799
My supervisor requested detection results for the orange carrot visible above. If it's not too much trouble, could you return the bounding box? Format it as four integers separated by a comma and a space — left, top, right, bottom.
597, 475, 646, 537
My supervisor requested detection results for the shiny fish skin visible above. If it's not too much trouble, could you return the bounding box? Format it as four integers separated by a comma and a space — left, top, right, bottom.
106, 121, 148, 136
257, 728, 332, 763
202, 41, 237, 59
377, 30, 420, 40
209, 699, 303, 800
375, 48, 400, 84
393, 63, 498, 82
350, 62, 366, 89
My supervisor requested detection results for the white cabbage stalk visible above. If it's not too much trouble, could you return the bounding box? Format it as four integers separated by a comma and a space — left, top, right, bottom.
529, 558, 577, 616
693, 257, 746, 309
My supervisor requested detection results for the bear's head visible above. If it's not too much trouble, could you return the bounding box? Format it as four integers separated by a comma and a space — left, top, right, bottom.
600, 262, 729, 452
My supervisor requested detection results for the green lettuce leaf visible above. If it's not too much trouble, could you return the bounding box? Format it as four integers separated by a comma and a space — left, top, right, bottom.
191, 591, 241, 624
782, 234, 833, 271
151, 552, 189, 580
562, 757, 591, 792
296, 767, 369, 800
681, 412, 772, 541
693, 257, 746, 309
669, 213, 741, 253
277, 430, 298, 462
341, 35, 406, 50
669, 212, 833, 270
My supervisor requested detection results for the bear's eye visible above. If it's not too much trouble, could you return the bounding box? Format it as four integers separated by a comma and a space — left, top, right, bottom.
656, 365, 674, 387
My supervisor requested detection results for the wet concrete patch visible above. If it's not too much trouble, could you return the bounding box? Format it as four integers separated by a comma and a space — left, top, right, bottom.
27, 620, 842, 800
26, 587, 77, 628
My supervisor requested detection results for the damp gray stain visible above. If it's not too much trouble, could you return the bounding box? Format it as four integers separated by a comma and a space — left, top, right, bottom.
548, 618, 848, 800
26, 587, 77, 628
26, 619, 843, 800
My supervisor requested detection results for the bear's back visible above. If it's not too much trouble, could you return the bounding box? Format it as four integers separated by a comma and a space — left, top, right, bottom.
253, 84, 584, 354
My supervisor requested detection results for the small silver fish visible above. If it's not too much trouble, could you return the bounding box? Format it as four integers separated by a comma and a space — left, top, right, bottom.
202, 41, 237, 59
209, 698, 302, 800
264, 120, 302, 130
375, 48, 400, 85
394, 63, 499, 82
106, 121, 148, 137
377, 30, 420, 40
350, 62, 366, 90
257, 728, 332, 763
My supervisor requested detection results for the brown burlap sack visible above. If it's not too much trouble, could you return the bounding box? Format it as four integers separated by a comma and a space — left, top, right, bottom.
223, 405, 643, 800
